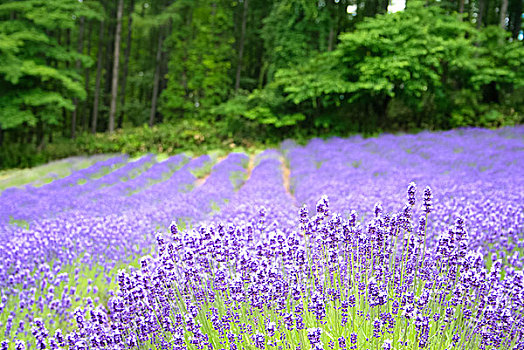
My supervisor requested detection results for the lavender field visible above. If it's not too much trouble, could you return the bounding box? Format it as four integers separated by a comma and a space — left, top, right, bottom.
1, 127, 524, 350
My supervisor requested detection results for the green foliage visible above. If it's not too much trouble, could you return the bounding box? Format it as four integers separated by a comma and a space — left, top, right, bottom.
216, 1, 523, 131
0, 0, 100, 133
0, 155, 107, 190
160, 0, 234, 119
0, 121, 273, 170
330, 2, 480, 126
213, 87, 306, 128
1, 0, 523, 170
260, 0, 351, 82
261, 0, 325, 81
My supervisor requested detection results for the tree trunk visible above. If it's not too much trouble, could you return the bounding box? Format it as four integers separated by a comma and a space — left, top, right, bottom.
36, 118, 45, 151
109, 0, 124, 134
65, 29, 71, 68
92, 20, 105, 134
379, 0, 388, 14
26, 128, 34, 145
82, 21, 93, 131
158, 20, 171, 123
104, 24, 114, 101
327, 24, 335, 52
258, 61, 267, 89
63, 29, 71, 138
71, 16, 85, 139
118, 0, 135, 129
477, 0, 486, 28
376, 95, 391, 126
500, 0, 509, 28
181, 11, 192, 101
325, 1, 336, 52
364, 0, 377, 17
458, 0, 465, 14
104, 6, 116, 121
149, 28, 163, 127
487, 0, 498, 26
509, 0, 523, 39
235, 0, 249, 92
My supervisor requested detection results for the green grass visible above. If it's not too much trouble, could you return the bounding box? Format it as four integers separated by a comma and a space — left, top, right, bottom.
190, 157, 217, 179
230, 170, 248, 190
8, 217, 29, 230
0, 252, 146, 343
0, 155, 112, 191
126, 155, 190, 196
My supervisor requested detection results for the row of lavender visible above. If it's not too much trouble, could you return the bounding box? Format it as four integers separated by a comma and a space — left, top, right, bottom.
0, 150, 257, 347
286, 126, 524, 256
1, 126, 524, 350
282, 126, 524, 348
52, 126, 523, 350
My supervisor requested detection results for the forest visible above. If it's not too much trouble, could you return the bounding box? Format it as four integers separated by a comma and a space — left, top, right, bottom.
0, 0, 523, 169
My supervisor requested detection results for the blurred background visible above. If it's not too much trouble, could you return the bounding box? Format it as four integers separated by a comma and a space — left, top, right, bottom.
0, 0, 523, 169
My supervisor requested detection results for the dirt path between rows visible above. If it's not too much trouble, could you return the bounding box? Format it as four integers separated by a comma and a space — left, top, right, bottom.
194, 155, 226, 188
194, 153, 293, 200
194, 175, 208, 188
279, 156, 293, 199
242, 153, 255, 186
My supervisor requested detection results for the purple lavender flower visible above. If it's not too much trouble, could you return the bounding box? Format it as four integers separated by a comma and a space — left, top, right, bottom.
382, 339, 392, 350
15, 340, 26, 350
338, 336, 347, 349
423, 186, 433, 213
170, 221, 179, 236
407, 182, 417, 206
316, 195, 330, 218
374, 202, 383, 217
307, 328, 322, 347
252, 332, 265, 349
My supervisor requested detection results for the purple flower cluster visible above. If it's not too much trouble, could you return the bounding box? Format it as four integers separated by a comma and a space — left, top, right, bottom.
207, 150, 297, 232
0, 126, 523, 350
0, 153, 251, 345
286, 126, 524, 258
22, 182, 521, 349
0, 155, 128, 225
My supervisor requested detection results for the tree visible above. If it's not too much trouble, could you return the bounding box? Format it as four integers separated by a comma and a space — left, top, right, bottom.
508, 0, 523, 39
117, 0, 135, 129
108, 0, 124, 133
477, 0, 487, 28
71, 15, 85, 139
0, 0, 99, 144
149, 25, 164, 127
160, 0, 234, 120
216, 0, 524, 132
260, 0, 326, 82
234, 0, 248, 92
81, 20, 93, 131
500, 0, 509, 28
91, 19, 105, 133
